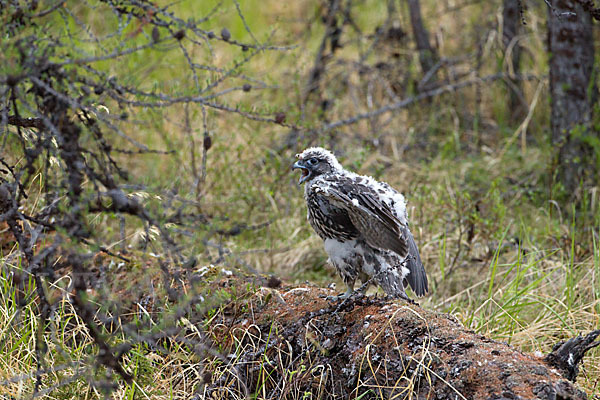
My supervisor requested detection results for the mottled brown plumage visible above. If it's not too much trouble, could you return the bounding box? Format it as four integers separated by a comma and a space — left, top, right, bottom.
293, 147, 428, 300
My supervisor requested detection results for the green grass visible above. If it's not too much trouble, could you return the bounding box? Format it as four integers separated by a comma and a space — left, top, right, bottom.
1, 0, 600, 398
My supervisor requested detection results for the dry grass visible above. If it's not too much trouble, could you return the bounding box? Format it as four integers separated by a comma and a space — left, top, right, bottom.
1, 0, 599, 398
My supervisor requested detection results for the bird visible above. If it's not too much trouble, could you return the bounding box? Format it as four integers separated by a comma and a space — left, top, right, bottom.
292, 147, 428, 301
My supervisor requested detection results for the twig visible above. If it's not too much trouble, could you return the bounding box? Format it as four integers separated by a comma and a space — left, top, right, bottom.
318, 73, 540, 133
544, 0, 577, 19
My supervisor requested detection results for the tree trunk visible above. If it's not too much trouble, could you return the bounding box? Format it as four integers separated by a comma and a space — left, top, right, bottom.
502, 0, 525, 120
407, 0, 438, 85
548, 0, 595, 196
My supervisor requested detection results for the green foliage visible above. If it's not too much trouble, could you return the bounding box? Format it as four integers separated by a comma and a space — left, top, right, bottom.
1, 0, 600, 398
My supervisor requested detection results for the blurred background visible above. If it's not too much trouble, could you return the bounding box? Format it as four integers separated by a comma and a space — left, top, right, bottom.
1, 0, 599, 398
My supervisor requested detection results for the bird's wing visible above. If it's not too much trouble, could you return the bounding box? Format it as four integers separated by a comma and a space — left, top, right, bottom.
315, 179, 408, 257
316, 176, 428, 296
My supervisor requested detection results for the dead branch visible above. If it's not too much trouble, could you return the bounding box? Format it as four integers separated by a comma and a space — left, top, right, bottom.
318, 73, 540, 133
0, 1, 291, 396
545, 330, 600, 382
575, 0, 600, 20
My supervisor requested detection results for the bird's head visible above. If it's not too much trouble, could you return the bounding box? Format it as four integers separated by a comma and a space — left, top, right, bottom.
292, 147, 343, 184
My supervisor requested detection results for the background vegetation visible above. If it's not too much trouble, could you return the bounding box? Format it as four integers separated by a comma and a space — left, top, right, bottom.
1, 0, 599, 398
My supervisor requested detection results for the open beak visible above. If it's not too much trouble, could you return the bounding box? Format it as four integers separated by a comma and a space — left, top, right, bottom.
292, 161, 310, 184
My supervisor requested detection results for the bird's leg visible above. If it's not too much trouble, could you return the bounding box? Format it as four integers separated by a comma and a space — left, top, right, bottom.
326, 281, 354, 301
399, 292, 417, 305
326, 288, 353, 301
383, 289, 417, 305
356, 278, 371, 295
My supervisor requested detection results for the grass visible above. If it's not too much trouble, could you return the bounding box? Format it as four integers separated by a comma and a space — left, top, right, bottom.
1, 0, 600, 398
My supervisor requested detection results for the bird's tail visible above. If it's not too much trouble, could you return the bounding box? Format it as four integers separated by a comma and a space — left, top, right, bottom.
404, 234, 428, 297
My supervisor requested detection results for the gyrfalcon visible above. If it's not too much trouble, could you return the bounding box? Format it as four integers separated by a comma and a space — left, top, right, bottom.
292, 147, 428, 300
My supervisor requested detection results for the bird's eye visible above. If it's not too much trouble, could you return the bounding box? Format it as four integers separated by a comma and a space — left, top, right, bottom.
307, 158, 318, 165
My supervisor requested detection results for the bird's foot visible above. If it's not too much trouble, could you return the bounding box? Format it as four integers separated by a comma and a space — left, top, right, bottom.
383, 292, 417, 305
329, 291, 368, 314
326, 292, 351, 302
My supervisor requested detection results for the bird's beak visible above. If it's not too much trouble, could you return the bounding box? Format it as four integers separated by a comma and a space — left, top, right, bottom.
292, 160, 310, 184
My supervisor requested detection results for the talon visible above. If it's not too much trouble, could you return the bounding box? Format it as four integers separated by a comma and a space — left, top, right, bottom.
326, 288, 355, 302
326, 293, 348, 302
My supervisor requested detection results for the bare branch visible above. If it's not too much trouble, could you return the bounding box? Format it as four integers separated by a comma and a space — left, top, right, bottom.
319, 73, 540, 133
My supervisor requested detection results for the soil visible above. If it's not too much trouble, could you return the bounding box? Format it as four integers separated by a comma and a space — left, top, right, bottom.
206, 275, 589, 400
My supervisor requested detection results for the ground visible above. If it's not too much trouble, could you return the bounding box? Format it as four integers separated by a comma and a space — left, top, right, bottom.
201, 274, 589, 400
